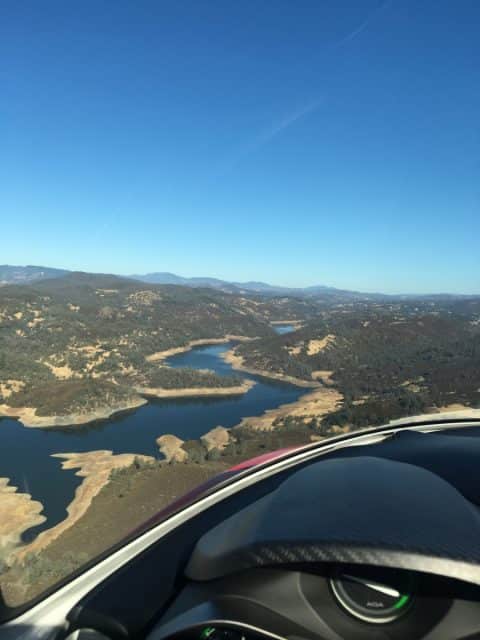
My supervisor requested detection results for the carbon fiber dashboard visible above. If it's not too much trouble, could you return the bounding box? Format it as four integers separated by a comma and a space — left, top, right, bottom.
186, 432, 480, 585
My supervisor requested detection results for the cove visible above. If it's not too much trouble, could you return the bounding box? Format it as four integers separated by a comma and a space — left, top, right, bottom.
0, 327, 303, 541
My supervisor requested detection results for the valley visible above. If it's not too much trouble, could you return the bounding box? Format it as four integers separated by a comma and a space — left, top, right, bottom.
1, 270, 480, 607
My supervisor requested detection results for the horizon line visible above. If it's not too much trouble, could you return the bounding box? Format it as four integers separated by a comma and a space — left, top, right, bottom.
2, 263, 480, 298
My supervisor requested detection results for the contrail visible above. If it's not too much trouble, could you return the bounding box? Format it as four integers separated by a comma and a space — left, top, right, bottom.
332, 0, 392, 49
215, 98, 323, 177
248, 98, 324, 152
215, 1, 391, 177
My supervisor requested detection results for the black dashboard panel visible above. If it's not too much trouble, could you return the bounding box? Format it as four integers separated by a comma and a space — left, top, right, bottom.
150, 566, 480, 640
186, 455, 480, 585
321, 429, 480, 508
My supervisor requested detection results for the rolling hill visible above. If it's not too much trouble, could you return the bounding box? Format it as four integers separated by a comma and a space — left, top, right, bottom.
0, 273, 281, 425
234, 299, 480, 431
0, 265, 69, 286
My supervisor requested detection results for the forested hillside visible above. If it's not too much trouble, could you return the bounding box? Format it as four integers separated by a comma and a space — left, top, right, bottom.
236, 299, 480, 429
0, 273, 277, 420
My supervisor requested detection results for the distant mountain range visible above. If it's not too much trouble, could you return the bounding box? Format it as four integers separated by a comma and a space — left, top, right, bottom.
0, 265, 69, 286
0, 265, 477, 300
129, 271, 347, 297
0, 265, 346, 297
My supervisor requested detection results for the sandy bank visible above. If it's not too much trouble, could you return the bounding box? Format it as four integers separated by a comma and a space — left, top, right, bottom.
0, 397, 148, 429
0, 336, 262, 429
137, 378, 255, 399
0, 378, 255, 429
157, 426, 234, 464
233, 384, 343, 432
146, 335, 255, 362
201, 426, 232, 451
14, 450, 154, 560
157, 434, 188, 463
0, 479, 46, 563
221, 347, 319, 388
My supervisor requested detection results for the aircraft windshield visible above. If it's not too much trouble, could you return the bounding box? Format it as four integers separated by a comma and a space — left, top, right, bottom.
1, 0, 479, 613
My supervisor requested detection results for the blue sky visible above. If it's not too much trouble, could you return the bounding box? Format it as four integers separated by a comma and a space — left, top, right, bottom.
1, 0, 479, 293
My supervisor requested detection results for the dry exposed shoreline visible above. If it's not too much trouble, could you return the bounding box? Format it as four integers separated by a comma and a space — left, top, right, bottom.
138, 378, 255, 398
0, 479, 46, 564
234, 385, 343, 432
0, 398, 148, 429
146, 335, 255, 362
0, 379, 257, 429
1, 329, 312, 429
221, 346, 319, 388
0, 337, 260, 429
14, 451, 154, 559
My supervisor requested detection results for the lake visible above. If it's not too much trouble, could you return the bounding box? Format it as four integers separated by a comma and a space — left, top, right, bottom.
0, 325, 302, 541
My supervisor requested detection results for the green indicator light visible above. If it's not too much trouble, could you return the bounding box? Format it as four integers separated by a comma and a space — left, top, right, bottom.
200, 627, 216, 640
394, 594, 410, 610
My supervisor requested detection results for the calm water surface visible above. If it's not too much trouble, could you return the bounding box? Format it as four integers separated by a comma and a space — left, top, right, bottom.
274, 324, 297, 335
0, 326, 301, 540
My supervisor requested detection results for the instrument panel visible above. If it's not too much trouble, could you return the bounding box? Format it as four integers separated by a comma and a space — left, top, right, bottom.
329, 566, 415, 624
150, 564, 480, 640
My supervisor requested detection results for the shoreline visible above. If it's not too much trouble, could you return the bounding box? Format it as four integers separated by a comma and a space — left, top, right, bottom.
0, 479, 46, 564
0, 397, 149, 429
146, 335, 255, 362
233, 384, 344, 432
0, 379, 257, 429
137, 378, 255, 398
0, 333, 261, 428
221, 346, 319, 388
0, 332, 288, 429
14, 450, 154, 560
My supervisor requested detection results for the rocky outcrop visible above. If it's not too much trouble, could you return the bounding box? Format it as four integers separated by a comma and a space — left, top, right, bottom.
306, 334, 336, 356
157, 425, 234, 462
201, 426, 233, 452
157, 434, 188, 463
